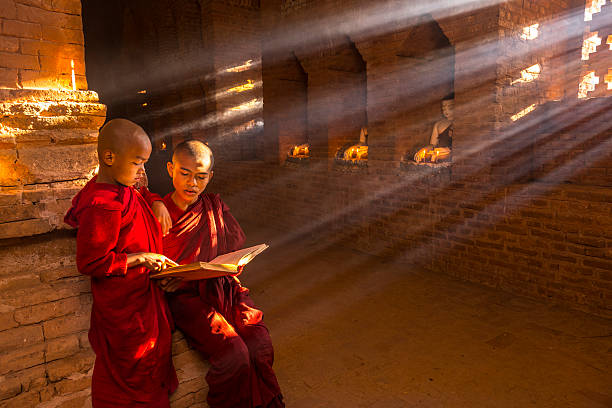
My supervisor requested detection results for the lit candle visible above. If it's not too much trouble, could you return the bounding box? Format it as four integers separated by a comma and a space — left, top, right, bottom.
70, 59, 76, 91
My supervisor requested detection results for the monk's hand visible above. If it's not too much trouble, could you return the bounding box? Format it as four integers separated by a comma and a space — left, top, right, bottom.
234, 303, 263, 326
157, 277, 183, 292
128, 253, 178, 271
151, 201, 172, 236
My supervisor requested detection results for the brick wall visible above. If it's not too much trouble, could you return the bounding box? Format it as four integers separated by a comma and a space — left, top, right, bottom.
0, 1, 104, 406
212, 0, 612, 320
211, 96, 611, 319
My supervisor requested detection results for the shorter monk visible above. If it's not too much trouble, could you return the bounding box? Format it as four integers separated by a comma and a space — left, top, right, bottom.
65, 119, 178, 407
157, 140, 284, 408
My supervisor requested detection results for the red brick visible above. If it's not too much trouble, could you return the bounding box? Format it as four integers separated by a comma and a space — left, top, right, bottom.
0, 0, 17, 19
46, 0, 80, 15
0, 66, 18, 87
15, 3, 81, 29
0, 50, 39, 69
0, 325, 43, 353
41, 25, 82, 44
1, 18, 41, 39
0, 34, 19, 52
39, 54, 84, 75
20, 38, 83, 57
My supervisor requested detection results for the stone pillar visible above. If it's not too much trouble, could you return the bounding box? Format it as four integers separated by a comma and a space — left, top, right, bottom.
0, 1, 105, 406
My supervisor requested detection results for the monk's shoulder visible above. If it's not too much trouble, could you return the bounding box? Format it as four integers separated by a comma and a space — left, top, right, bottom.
84, 186, 126, 212
204, 192, 229, 211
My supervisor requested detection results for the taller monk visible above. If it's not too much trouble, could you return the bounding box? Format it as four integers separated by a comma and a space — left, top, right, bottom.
65, 119, 178, 407
157, 140, 284, 408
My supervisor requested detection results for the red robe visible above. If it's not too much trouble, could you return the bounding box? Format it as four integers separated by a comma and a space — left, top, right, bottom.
162, 192, 284, 408
65, 179, 178, 407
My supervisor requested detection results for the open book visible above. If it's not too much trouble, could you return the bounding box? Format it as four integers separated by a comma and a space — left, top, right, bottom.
150, 244, 269, 281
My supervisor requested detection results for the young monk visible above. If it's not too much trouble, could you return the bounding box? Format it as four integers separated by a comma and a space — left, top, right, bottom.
64, 118, 179, 407
156, 140, 284, 408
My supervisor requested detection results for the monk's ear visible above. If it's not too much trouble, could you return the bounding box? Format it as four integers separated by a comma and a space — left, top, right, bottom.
209, 170, 213, 182
166, 161, 174, 178
101, 150, 114, 166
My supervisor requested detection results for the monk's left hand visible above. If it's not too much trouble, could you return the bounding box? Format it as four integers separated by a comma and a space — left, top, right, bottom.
157, 277, 184, 292
151, 201, 172, 236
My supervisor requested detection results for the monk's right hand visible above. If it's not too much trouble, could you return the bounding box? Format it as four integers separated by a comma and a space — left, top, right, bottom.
127, 253, 179, 271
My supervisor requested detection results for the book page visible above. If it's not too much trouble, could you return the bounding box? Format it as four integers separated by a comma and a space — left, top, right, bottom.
150, 243, 269, 281
209, 244, 269, 267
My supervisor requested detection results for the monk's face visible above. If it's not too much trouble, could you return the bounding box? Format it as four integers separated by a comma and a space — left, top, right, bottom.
103, 138, 151, 187
167, 151, 213, 206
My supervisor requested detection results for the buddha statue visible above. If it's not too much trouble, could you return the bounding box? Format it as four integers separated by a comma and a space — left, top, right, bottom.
413, 96, 453, 163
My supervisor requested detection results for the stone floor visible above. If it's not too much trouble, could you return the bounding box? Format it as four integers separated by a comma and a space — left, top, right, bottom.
236, 223, 612, 408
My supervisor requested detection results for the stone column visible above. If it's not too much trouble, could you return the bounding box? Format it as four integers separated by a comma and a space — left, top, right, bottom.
0, 1, 105, 406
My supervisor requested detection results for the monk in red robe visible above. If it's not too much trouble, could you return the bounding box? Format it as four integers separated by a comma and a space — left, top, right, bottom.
65, 119, 178, 407
157, 140, 284, 408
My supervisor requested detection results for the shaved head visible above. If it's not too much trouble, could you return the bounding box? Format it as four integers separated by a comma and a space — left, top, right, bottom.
98, 118, 151, 161
96, 118, 152, 186
172, 140, 214, 171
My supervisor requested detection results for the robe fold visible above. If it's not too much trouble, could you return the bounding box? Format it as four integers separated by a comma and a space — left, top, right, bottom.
65, 178, 178, 407
162, 192, 284, 408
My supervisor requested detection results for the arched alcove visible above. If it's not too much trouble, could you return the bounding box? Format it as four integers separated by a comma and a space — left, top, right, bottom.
298, 38, 368, 159
396, 14, 455, 161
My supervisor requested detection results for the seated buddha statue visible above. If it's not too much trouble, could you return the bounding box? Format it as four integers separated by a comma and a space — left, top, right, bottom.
414, 96, 453, 163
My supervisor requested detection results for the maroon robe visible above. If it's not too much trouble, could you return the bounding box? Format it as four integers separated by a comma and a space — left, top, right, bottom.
162, 192, 284, 408
65, 178, 178, 407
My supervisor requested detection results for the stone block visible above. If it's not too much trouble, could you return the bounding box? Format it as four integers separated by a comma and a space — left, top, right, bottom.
0, 390, 40, 408
0, 67, 18, 88
39, 55, 86, 76
17, 0, 42, 7
16, 144, 98, 184
42, 25, 83, 44
45, 0, 81, 15
0, 375, 21, 401
0, 203, 38, 224
0, 88, 99, 103
53, 372, 91, 395
20, 38, 84, 58
0, 365, 46, 400
1, 19, 41, 39
0, 148, 21, 186
0, 309, 18, 331
0, 35, 19, 52
16, 4, 82, 30
0, 280, 79, 309
0, 51, 39, 70
0, 343, 45, 375
14, 296, 80, 325
0, 1, 17, 20
0, 218, 52, 239
39, 265, 80, 283
45, 334, 80, 361
42, 312, 89, 339
5, 110, 104, 130
3, 101, 105, 121
46, 349, 94, 381
0, 324, 43, 353
0, 272, 39, 293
